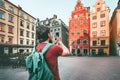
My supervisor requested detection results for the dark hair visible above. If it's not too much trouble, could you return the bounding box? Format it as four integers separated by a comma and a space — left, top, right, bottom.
36, 25, 50, 44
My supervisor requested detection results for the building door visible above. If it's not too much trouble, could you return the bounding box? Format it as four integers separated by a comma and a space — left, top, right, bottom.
77, 48, 81, 56
92, 49, 96, 56
98, 48, 104, 56
84, 49, 88, 56
71, 49, 75, 55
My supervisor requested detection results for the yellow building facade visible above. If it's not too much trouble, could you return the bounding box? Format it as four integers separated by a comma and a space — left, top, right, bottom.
90, 0, 110, 56
110, 0, 120, 56
0, 0, 36, 54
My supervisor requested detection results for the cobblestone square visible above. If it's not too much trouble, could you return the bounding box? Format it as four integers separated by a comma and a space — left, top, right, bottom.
0, 57, 120, 80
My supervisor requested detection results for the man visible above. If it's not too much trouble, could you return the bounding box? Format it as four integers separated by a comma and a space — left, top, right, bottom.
36, 20, 69, 80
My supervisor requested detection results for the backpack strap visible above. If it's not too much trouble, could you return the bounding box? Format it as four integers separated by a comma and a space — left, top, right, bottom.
41, 43, 53, 55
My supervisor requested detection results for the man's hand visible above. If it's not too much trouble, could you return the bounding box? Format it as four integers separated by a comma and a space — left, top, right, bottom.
53, 37, 70, 56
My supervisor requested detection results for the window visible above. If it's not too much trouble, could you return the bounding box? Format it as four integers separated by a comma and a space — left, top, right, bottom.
20, 12, 24, 18
72, 22, 74, 26
100, 14, 105, 18
93, 40, 97, 46
52, 21, 59, 26
83, 29, 87, 34
77, 21, 80, 25
0, 0, 5, 7
97, 3, 100, 5
77, 29, 80, 34
8, 37, 13, 44
80, 13, 83, 17
32, 41, 34, 45
27, 22, 30, 29
0, 36, 4, 42
20, 20, 24, 26
0, 22, 5, 32
77, 7, 80, 10
32, 32, 34, 38
100, 21, 105, 27
74, 15, 77, 19
27, 49, 29, 52
101, 40, 105, 46
8, 14, 14, 22
83, 39, 87, 44
92, 22, 97, 28
92, 31, 97, 36
58, 28, 60, 31
100, 30, 106, 36
27, 16, 30, 21
20, 29, 24, 36
77, 39, 80, 44
26, 31, 30, 37
71, 30, 74, 35
56, 32, 59, 37
26, 40, 29, 45
32, 25, 34, 31
20, 39, 23, 44
92, 16, 97, 20
83, 20, 86, 24
8, 6, 14, 12
0, 10, 5, 19
8, 25, 14, 34
97, 8, 100, 12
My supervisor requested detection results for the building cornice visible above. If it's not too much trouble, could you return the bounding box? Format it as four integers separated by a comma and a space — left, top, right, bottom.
5, 0, 36, 19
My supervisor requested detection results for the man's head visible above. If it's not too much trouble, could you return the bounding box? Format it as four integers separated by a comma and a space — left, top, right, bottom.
36, 25, 52, 44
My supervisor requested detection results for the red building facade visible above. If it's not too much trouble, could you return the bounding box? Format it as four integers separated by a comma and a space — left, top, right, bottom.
68, 0, 90, 56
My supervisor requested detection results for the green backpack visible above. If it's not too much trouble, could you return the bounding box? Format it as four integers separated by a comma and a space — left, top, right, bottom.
26, 43, 54, 80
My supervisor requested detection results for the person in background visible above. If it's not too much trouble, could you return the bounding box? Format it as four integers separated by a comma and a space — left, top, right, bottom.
36, 20, 69, 80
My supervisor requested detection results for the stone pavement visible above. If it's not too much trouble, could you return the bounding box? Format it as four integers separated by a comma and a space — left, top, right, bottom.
0, 56, 120, 80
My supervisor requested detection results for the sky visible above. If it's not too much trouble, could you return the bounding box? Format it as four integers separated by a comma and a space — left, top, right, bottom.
9, 0, 118, 25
